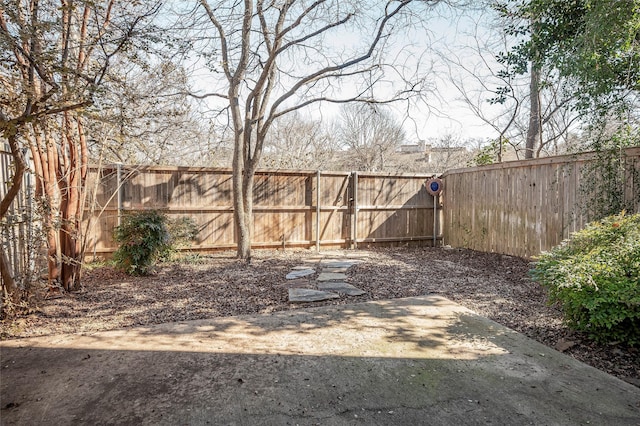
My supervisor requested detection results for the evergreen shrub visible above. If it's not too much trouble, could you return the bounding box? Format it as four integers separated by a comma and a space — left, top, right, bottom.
113, 210, 170, 275
531, 212, 640, 346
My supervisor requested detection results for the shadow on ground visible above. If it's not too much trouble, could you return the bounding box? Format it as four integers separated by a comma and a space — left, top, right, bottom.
2, 296, 639, 425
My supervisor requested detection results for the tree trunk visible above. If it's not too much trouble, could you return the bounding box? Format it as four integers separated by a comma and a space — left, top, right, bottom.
233, 175, 251, 260
240, 169, 254, 259
35, 123, 63, 289
233, 142, 257, 260
60, 112, 83, 291
29, 117, 87, 292
232, 126, 251, 259
0, 130, 26, 220
525, 66, 542, 159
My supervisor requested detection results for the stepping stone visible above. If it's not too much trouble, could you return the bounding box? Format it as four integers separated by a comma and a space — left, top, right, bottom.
317, 272, 347, 282
286, 268, 315, 279
322, 267, 350, 273
322, 260, 360, 269
317, 281, 366, 296
288, 288, 339, 303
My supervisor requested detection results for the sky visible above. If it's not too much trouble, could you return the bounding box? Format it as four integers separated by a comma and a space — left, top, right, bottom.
320, 4, 510, 144
180, 2, 509, 146
386, 5, 511, 143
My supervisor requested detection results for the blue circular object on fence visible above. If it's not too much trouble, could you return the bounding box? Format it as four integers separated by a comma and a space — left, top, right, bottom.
426, 178, 443, 196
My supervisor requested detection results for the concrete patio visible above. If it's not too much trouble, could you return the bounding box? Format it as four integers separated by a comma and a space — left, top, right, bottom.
1, 295, 638, 425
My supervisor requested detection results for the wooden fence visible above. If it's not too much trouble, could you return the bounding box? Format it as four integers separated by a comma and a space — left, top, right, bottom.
1, 147, 37, 286
441, 147, 640, 258
84, 165, 442, 256
8, 147, 637, 263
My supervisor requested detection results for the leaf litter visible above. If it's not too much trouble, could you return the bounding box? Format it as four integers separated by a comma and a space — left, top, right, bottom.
1, 247, 637, 387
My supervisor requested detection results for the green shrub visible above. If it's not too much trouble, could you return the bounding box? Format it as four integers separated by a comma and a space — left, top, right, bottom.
113, 210, 170, 275
530, 212, 640, 346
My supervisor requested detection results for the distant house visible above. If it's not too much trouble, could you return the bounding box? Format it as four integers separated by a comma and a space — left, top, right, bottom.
392, 142, 470, 173
424, 144, 468, 165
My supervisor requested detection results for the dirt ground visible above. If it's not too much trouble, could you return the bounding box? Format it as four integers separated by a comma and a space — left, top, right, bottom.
1, 247, 638, 388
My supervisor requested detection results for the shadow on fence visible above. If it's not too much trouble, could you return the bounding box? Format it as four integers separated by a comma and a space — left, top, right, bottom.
83, 165, 439, 257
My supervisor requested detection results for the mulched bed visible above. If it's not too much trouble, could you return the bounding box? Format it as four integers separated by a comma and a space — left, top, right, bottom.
1, 247, 638, 388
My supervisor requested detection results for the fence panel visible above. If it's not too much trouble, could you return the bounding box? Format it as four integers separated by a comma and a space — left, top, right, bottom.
14, 147, 637, 262
354, 172, 439, 246
85, 165, 238, 253
84, 165, 440, 256
441, 147, 640, 258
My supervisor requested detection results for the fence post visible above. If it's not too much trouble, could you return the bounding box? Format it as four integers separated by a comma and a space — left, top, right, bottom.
352, 171, 358, 250
116, 162, 123, 227
433, 193, 438, 247
316, 170, 321, 253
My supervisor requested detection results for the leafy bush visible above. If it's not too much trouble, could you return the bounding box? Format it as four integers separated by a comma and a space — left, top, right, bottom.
530, 212, 640, 346
113, 210, 170, 275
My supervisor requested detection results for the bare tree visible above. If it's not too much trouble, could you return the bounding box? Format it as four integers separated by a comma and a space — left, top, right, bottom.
194, 0, 443, 259
262, 113, 338, 170
436, 7, 581, 162
0, 1, 160, 298
93, 60, 208, 166
435, 10, 522, 162
337, 103, 405, 171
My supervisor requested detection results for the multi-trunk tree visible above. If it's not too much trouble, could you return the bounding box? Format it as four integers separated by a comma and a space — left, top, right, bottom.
0, 1, 160, 299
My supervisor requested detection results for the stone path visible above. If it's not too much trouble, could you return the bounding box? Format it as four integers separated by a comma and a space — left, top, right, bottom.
285, 253, 367, 303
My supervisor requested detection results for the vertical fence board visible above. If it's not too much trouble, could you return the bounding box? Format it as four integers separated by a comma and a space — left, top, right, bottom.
1, 147, 37, 285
